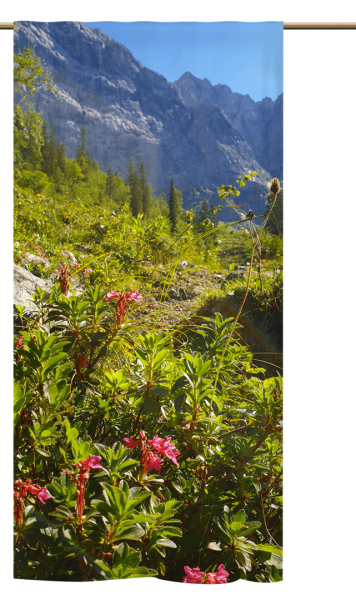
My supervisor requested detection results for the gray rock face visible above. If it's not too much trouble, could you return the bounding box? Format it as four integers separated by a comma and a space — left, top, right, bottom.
14, 21, 282, 216
175, 73, 283, 181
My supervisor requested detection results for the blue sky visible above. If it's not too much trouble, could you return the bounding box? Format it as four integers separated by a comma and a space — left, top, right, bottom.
84, 21, 283, 102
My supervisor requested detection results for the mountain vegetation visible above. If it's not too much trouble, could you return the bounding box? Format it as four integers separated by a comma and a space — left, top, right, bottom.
13, 43, 283, 584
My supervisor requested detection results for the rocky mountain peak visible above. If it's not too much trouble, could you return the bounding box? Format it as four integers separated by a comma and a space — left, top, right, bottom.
14, 21, 282, 216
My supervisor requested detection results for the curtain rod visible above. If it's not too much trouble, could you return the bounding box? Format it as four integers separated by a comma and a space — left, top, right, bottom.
1, 22, 356, 30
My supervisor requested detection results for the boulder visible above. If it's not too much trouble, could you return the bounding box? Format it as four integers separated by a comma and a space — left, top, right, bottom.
61, 249, 78, 264
12, 263, 84, 335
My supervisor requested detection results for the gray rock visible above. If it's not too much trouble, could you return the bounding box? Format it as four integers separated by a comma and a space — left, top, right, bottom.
14, 21, 282, 219
12, 263, 84, 335
23, 252, 50, 270
61, 250, 78, 264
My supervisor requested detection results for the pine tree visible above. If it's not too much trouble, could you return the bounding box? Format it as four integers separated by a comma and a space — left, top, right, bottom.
106, 164, 114, 198
41, 119, 50, 175
130, 171, 143, 217
76, 125, 90, 173
56, 143, 66, 173
168, 177, 180, 234
197, 197, 210, 223
125, 157, 137, 190
139, 162, 152, 218
48, 120, 58, 177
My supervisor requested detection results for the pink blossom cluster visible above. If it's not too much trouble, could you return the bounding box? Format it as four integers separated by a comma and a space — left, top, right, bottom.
14, 478, 52, 526
123, 431, 180, 476
58, 266, 70, 296
183, 564, 229, 584
84, 268, 92, 275
104, 289, 143, 325
69, 455, 102, 525
15, 336, 24, 349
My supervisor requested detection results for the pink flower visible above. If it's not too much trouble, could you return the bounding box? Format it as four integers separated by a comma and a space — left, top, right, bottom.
205, 564, 229, 584
148, 435, 180, 466
73, 454, 102, 470
181, 261, 188, 268
84, 268, 92, 275
147, 451, 163, 472
27, 485, 52, 505
183, 566, 205, 584
105, 289, 121, 302
70, 263, 79, 269
128, 291, 142, 303
123, 436, 142, 448
15, 336, 24, 349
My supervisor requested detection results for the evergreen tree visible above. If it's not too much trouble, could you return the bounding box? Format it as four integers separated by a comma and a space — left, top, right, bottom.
48, 120, 58, 177
22, 124, 43, 171
56, 143, 66, 173
125, 157, 137, 190
125, 158, 143, 216
197, 197, 210, 223
139, 162, 152, 218
168, 177, 180, 234
41, 119, 50, 175
130, 171, 143, 217
76, 125, 90, 174
106, 164, 114, 198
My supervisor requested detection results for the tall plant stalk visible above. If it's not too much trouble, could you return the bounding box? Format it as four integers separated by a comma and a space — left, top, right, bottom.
211, 184, 281, 404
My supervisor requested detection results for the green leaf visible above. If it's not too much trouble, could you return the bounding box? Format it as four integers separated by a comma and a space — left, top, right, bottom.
207, 541, 222, 551
66, 428, 78, 443
238, 521, 261, 537
171, 376, 187, 394
156, 538, 177, 548
124, 567, 158, 578
43, 352, 67, 374
255, 544, 283, 557
36, 447, 51, 457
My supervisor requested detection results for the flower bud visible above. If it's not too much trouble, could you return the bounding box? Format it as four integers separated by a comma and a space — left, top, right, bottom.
269, 178, 281, 195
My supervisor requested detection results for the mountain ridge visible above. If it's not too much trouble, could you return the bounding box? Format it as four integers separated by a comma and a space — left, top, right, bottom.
14, 21, 283, 216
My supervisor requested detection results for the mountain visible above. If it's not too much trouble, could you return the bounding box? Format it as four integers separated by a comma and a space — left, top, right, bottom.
14, 21, 283, 217
175, 73, 283, 181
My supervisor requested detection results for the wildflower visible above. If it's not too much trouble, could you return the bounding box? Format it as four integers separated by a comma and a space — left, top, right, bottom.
73, 454, 102, 470
58, 266, 70, 296
14, 479, 51, 526
148, 435, 181, 466
84, 268, 92, 275
70, 455, 102, 526
123, 431, 180, 478
123, 435, 142, 448
128, 291, 142, 302
105, 289, 121, 302
181, 260, 188, 268
183, 566, 205, 584
15, 336, 24, 349
70, 263, 79, 269
206, 564, 229, 584
183, 564, 229, 584
268, 178, 281, 195
105, 290, 142, 325
27, 485, 52, 505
